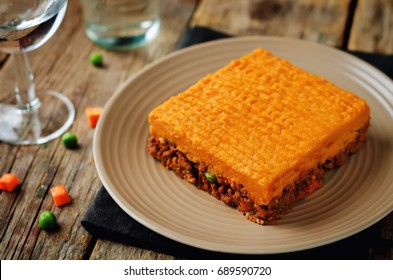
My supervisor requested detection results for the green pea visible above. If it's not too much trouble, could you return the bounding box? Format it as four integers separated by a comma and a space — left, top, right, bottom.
323, 172, 329, 181
205, 171, 216, 183
62, 132, 78, 149
89, 52, 103, 67
39, 211, 57, 231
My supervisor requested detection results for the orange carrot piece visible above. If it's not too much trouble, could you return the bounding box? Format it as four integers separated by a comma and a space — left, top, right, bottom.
50, 185, 71, 206
85, 107, 103, 128
0, 173, 21, 192
307, 179, 322, 193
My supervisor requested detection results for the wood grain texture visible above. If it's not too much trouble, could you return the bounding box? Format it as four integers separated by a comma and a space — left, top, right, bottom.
369, 213, 393, 259
0, 0, 198, 260
1, 0, 392, 260
90, 240, 175, 260
87, 0, 199, 260
0, 1, 99, 260
348, 0, 393, 259
0, 53, 8, 68
190, 0, 351, 46
348, 0, 393, 54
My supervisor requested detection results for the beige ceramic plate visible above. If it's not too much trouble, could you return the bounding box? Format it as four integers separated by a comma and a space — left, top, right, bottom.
94, 36, 393, 254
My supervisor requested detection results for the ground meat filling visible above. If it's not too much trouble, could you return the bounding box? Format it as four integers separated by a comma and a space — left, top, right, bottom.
147, 123, 369, 225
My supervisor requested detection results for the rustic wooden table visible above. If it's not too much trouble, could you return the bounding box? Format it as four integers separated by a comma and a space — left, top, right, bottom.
1, 0, 392, 260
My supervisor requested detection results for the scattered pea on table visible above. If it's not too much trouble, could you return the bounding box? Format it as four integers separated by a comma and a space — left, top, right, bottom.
38, 211, 57, 231
61, 132, 78, 149
89, 52, 103, 67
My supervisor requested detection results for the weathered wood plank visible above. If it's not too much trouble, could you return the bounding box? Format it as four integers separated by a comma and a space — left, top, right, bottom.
348, 0, 393, 54
0, 0, 199, 260
0, 53, 8, 68
0, 144, 41, 258
190, 0, 351, 47
348, 0, 393, 259
88, 0, 200, 259
0, 52, 13, 103
90, 240, 175, 260
369, 213, 393, 259
2, 0, 392, 261
0, 1, 97, 260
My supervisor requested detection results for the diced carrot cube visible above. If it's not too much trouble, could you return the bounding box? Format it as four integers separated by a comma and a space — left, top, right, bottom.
0, 173, 20, 192
50, 185, 71, 206
307, 179, 322, 193
85, 107, 103, 128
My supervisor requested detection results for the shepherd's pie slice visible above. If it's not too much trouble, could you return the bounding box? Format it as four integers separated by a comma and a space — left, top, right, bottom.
147, 48, 370, 224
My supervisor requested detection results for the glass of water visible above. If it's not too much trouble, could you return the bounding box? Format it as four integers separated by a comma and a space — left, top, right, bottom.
80, 0, 160, 51
0, 0, 75, 145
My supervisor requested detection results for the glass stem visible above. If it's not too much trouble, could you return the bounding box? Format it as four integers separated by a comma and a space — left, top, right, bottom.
13, 52, 40, 111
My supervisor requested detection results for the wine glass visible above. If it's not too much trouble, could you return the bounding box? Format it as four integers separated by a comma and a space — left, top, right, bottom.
0, 0, 75, 145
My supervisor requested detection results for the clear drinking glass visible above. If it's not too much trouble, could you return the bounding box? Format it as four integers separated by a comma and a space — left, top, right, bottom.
0, 0, 75, 145
79, 0, 160, 51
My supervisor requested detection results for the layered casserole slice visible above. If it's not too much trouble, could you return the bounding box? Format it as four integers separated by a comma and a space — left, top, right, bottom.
148, 48, 370, 224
